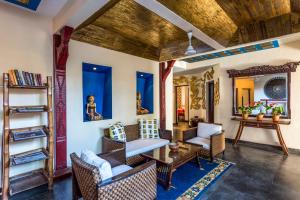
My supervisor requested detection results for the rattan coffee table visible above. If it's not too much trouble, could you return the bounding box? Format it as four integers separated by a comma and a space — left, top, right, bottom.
142, 141, 202, 190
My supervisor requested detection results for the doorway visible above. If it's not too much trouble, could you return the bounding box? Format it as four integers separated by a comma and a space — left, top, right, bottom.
207, 81, 214, 123
241, 88, 251, 107
174, 85, 189, 124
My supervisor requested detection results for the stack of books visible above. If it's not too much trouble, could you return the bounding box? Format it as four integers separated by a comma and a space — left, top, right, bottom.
8, 69, 43, 86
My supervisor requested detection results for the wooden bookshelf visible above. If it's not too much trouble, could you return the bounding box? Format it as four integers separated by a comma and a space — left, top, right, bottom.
1, 73, 54, 199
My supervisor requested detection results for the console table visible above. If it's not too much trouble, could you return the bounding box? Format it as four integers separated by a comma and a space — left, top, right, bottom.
231, 117, 291, 156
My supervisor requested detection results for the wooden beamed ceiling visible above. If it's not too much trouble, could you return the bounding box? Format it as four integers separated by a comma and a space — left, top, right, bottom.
72, 0, 212, 61
72, 0, 300, 61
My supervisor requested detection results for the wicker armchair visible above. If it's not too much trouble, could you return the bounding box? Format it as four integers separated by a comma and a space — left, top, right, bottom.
102, 124, 172, 166
182, 122, 225, 162
71, 149, 157, 200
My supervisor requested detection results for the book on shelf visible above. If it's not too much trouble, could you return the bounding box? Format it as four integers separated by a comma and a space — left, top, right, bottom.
8, 69, 44, 87
14, 106, 46, 113
11, 128, 47, 141
10, 150, 48, 166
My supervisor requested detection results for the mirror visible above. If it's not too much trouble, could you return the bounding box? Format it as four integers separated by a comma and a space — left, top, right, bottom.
233, 73, 289, 118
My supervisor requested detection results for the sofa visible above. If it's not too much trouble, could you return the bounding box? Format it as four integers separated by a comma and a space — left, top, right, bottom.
103, 124, 172, 165
183, 122, 225, 162
71, 149, 157, 200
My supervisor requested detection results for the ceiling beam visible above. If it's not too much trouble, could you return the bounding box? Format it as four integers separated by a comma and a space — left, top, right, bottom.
134, 0, 225, 50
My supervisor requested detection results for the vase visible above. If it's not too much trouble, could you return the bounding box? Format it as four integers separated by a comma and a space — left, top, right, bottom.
272, 114, 280, 122
256, 114, 264, 121
242, 113, 249, 120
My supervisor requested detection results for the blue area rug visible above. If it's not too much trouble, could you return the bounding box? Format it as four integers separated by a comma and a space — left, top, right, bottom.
157, 158, 234, 200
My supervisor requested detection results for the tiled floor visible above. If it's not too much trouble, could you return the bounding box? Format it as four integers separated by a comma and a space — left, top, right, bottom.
8, 124, 300, 200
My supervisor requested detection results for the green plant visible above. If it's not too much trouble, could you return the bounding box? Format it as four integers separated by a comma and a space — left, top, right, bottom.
238, 105, 253, 114
272, 106, 284, 116
254, 102, 264, 115
265, 104, 274, 111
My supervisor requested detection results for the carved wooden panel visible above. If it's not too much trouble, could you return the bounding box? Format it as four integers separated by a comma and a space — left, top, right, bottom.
54, 70, 67, 169
227, 62, 299, 78
53, 27, 73, 170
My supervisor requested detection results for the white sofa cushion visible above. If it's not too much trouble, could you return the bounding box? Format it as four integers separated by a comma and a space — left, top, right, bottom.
112, 165, 133, 176
186, 137, 210, 150
126, 138, 169, 158
197, 123, 222, 139
80, 149, 113, 181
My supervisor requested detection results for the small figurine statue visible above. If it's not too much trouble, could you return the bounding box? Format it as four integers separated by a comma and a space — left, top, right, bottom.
86, 95, 103, 121
136, 92, 149, 115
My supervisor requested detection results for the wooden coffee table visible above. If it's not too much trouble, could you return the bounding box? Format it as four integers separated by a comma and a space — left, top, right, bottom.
141, 141, 202, 190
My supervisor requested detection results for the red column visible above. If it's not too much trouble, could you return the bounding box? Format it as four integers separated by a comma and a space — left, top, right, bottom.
53, 26, 73, 171
159, 60, 176, 130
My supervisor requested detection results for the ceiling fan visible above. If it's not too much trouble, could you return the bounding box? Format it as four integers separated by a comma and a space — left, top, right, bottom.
185, 31, 197, 56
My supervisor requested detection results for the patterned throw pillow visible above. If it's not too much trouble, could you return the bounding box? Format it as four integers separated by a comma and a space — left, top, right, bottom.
109, 122, 126, 142
139, 119, 160, 139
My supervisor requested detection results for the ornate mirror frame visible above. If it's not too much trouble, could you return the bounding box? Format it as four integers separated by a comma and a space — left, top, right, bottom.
227, 62, 299, 119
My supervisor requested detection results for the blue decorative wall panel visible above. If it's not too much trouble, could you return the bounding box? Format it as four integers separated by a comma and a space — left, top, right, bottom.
82, 63, 112, 122
5, 0, 42, 11
137, 72, 154, 114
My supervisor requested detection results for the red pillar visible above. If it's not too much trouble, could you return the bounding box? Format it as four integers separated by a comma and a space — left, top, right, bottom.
159, 60, 176, 130
53, 26, 73, 171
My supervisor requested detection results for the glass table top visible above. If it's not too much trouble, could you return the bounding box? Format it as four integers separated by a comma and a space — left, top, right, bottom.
142, 141, 201, 164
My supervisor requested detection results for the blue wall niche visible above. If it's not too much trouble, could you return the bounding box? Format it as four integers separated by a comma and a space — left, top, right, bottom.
82, 63, 112, 122
136, 71, 154, 115
5, 0, 42, 11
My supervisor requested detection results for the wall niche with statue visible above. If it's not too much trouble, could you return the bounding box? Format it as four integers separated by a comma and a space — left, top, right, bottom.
82, 62, 112, 122
136, 71, 154, 115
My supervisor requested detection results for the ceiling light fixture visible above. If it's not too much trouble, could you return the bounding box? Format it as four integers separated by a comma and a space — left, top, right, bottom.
185, 31, 197, 56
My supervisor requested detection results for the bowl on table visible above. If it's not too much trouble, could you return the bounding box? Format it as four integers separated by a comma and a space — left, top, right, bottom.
169, 142, 179, 152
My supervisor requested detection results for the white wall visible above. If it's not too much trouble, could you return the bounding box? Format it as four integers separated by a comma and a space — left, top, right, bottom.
0, 3, 169, 180
66, 40, 160, 165
187, 41, 300, 150
0, 4, 53, 180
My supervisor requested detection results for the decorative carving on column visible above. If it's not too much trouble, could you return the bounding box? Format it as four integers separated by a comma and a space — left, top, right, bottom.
200, 68, 214, 109
189, 76, 202, 110
159, 60, 176, 130
214, 78, 220, 106
53, 26, 73, 170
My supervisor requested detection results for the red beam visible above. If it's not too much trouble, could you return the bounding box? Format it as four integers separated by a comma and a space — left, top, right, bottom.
53, 26, 73, 170
159, 60, 176, 130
